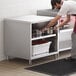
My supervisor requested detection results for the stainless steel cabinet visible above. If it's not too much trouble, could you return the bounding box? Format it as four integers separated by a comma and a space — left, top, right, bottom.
4, 15, 58, 64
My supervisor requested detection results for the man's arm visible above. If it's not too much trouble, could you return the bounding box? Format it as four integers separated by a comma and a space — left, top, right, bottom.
41, 15, 61, 32
46, 15, 61, 28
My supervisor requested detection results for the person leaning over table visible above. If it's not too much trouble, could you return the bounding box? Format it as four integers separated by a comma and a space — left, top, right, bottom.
43, 0, 76, 60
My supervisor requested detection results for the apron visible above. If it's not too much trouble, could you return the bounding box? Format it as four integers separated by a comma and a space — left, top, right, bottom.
71, 15, 76, 58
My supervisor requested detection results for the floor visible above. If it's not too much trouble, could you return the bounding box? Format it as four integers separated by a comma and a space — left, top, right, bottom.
0, 50, 76, 76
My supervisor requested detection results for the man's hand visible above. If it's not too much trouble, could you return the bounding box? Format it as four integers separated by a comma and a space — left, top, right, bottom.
54, 26, 59, 30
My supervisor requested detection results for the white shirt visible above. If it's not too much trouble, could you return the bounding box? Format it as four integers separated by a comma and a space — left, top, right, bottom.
58, 0, 76, 16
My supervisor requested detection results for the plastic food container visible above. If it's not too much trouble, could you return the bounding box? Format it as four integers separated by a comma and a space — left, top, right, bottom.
32, 41, 51, 56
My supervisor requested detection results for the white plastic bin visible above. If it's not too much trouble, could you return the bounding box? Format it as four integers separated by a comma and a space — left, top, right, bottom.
32, 42, 51, 56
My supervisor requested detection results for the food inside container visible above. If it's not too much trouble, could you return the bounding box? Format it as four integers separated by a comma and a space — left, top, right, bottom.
32, 39, 48, 45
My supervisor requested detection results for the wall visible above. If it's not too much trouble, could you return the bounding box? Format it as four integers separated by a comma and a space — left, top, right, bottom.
0, 0, 51, 61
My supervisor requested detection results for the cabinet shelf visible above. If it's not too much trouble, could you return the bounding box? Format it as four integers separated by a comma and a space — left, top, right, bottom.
31, 34, 56, 41
31, 51, 58, 60
59, 28, 73, 33
59, 47, 72, 52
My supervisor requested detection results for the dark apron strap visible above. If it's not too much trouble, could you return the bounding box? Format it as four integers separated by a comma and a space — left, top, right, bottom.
73, 16, 76, 33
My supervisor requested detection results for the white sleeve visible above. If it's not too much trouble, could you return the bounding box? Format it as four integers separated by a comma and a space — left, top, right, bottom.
58, 2, 70, 16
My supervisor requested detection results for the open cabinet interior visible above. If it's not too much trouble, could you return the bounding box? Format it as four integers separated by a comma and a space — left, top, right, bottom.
32, 37, 57, 55
32, 21, 57, 38
32, 21, 57, 56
